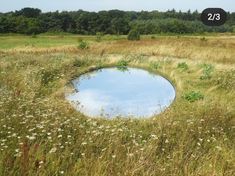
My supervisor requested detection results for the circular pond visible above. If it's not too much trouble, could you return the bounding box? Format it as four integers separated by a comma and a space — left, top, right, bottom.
66, 67, 175, 118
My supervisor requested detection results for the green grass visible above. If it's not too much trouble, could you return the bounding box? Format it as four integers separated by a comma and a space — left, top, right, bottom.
0, 35, 126, 49
0, 35, 234, 175
177, 62, 189, 71
0, 35, 77, 49
182, 91, 204, 102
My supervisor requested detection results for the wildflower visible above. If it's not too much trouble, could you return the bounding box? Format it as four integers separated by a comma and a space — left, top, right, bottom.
49, 147, 57, 153
101, 148, 107, 152
15, 149, 19, 153
127, 153, 134, 157
151, 134, 157, 138
60, 171, 64, 174
81, 142, 87, 145
12, 133, 17, 137
215, 146, 222, 151
26, 135, 36, 140
112, 155, 116, 158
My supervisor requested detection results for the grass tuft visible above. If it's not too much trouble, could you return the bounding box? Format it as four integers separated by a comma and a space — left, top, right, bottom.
182, 91, 204, 102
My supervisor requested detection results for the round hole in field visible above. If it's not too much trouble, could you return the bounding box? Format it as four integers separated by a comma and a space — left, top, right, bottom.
66, 67, 175, 118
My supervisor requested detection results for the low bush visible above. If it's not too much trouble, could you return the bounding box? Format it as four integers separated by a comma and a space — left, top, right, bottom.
127, 29, 140, 41
183, 91, 204, 102
200, 64, 214, 80
117, 60, 128, 71
177, 62, 189, 71
78, 39, 89, 49
96, 32, 104, 42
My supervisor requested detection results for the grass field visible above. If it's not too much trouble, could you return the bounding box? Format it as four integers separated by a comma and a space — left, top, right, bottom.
0, 34, 234, 175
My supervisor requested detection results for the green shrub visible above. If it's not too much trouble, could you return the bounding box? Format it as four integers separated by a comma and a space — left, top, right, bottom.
177, 62, 189, 71
78, 39, 89, 49
117, 60, 128, 71
96, 32, 104, 42
183, 91, 204, 102
127, 29, 140, 41
200, 64, 214, 80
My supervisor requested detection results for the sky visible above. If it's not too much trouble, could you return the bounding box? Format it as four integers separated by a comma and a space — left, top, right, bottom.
0, 0, 234, 13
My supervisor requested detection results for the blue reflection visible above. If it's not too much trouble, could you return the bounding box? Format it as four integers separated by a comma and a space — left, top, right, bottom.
66, 68, 175, 118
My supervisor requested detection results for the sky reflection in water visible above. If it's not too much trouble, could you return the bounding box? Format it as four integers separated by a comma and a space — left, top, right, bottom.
66, 68, 175, 118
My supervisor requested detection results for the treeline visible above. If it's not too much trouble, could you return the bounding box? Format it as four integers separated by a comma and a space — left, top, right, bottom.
0, 8, 235, 35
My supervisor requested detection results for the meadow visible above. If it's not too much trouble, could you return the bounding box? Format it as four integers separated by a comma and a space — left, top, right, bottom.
0, 34, 234, 176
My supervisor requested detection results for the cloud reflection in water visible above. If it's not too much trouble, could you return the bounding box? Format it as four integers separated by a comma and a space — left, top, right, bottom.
66, 68, 175, 118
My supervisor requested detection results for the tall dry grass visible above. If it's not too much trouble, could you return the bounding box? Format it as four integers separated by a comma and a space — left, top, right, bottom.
0, 35, 234, 175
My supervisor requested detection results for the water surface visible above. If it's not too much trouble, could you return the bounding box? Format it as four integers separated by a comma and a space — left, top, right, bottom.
66, 67, 175, 118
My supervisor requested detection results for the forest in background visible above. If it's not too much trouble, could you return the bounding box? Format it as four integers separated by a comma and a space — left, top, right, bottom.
0, 7, 235, 35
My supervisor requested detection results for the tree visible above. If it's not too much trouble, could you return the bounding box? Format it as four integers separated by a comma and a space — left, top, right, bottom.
15, 8, 41, 18
0, 8, 234, 35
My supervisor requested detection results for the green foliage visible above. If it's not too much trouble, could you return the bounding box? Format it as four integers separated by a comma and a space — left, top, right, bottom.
0, 8, 234, 34
78, 39, 89, 49
127, 29, 140, 41
96, 32, 104, 42
117, 60, 128, 71
177, 62, 189, 71
15, 7, 41, 18
183, 91, 204, 102
200, 64, 214, 80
